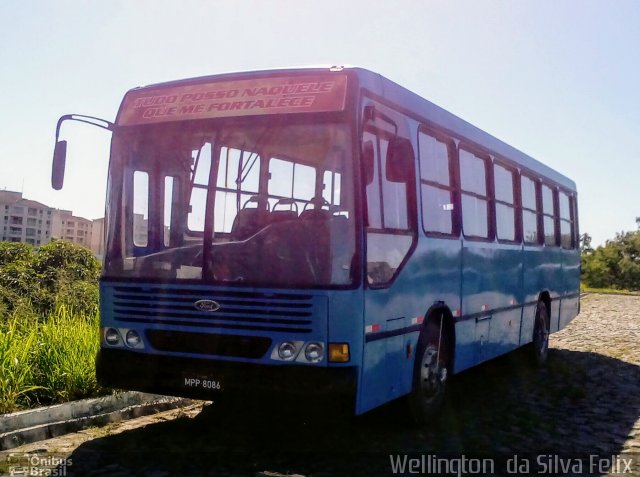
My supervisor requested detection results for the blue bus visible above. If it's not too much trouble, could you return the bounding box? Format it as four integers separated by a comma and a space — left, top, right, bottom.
51, 66, 580, 423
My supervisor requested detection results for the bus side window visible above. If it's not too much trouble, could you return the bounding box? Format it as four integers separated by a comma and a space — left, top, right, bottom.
459, 148, 490, 239
559, 191, 573, 249
363, 128, 414, 286
494, 163, 517, 242
268, 158, 316, 213
322, 170, 341, 207
418, 130, 457, 236
163, 176, 179, 247
363, 131, 383, 229
541, 184, 557, 246
188, 144, 212, 232
216, 147, 261, 234
521, 174, 540, 245
571, 196, 579, 249
132, 170, 149, 247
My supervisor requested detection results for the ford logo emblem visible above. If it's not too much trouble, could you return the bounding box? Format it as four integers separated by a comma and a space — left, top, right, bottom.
194, 299, 221, 312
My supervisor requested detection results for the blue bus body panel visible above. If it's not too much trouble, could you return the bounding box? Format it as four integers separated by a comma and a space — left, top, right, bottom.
101, 281, 337, 366
328, 288, 364, 368
460, 241, 523, 368
559, 249, 581, 329
358, 237, 461, 414
350, 66, 580, 414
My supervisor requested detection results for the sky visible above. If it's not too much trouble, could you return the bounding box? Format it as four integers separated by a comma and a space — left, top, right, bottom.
0, 0, 638, 246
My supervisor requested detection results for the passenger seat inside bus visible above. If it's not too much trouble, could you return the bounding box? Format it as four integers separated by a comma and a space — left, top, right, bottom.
230, 196, 270, 240
299, 198, 332, 221
270, 198, 298, 225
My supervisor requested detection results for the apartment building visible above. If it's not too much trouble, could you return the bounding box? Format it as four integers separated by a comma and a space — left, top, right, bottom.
90, 217, 105, 259
0, 190, 156, 261
51, 209, 93, 248
0, 191, 53, 245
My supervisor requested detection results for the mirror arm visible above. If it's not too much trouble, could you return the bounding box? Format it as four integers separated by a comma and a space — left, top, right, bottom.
55, 114, 115, 141
362, 105, 398, 136
52, 114, 115, 191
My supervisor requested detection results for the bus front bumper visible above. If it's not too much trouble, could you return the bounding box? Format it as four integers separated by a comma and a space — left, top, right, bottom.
96, 348, 357, 402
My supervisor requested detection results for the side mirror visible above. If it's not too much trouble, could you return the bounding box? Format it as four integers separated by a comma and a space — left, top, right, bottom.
52, 140, 67, 190
386, 137, 414, 183
362, 140, 375, 185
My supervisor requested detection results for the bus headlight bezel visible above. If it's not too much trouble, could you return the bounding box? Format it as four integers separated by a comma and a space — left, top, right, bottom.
303, 342, 324, 363
105, 328, 120, 346
125, 329, 141, 348
277, 341, 298, 361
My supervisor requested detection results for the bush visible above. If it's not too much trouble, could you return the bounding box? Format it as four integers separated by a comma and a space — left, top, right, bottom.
582, 230, 640, 291
0, 240, 105, 412
0, 240, 100, 319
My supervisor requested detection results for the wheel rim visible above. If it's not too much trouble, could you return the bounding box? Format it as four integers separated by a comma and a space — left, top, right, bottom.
419, 346, 447, 403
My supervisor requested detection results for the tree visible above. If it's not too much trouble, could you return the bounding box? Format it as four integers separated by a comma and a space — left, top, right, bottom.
579, 233, 593, 254
581, 230, 640, 291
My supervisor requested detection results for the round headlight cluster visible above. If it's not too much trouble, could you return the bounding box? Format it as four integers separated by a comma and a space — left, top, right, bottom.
105, 328, 120, 345
277, 341, 298, 360
272, 341, 324, 363
304, 342, 324, 363
104, 328, 143, 348
125, 330, 141, 347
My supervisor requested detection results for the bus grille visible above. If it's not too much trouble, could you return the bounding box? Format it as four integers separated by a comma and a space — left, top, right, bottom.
145, 330, 272, 359
110, 285, 316, 334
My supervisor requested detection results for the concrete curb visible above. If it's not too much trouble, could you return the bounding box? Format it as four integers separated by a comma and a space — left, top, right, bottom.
0, 392, 191, 450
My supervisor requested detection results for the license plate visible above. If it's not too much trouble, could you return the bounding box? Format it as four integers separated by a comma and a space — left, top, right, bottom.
182, 375, 223, 391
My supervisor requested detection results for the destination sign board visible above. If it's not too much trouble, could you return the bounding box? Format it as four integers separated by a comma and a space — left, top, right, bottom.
117, 74, 348, 125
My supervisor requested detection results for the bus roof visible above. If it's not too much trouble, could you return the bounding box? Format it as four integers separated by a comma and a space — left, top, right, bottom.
349, 67, 576, 192
119, 66, 576, 192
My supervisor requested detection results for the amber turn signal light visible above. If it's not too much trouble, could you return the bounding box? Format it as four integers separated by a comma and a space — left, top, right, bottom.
328, 343, 350, 363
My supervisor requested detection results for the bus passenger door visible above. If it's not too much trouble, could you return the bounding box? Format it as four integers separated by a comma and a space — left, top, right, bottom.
358, 121, 418, 414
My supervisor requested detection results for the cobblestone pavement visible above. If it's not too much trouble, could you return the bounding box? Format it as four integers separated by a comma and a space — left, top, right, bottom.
2, 294, 639, 476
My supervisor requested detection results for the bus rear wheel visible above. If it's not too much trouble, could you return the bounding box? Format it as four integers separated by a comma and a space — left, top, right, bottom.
531, 300, 550, 366
409, 320, 449, 425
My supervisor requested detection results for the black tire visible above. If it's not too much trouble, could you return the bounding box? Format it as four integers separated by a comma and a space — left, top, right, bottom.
409, 319, 450, 425
531, 300, 550, 366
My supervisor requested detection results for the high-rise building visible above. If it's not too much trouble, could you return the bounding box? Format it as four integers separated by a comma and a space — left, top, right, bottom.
0, 191, 53, 245
90, 217, 105, 259
51, 209, 94, 248
0, 190, 103, 257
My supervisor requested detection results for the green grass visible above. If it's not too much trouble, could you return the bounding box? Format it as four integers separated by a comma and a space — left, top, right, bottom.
0, 305, 106, 414
0, 316, 43, 413
580, 283, 640, 296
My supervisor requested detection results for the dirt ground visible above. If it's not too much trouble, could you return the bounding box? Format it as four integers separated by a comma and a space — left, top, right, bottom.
2, 294, 639, 476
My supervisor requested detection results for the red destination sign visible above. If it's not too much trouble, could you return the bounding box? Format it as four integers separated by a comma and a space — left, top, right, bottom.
118, 74, 348, 125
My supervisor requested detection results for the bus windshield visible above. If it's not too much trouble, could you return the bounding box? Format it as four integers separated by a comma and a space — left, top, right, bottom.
104, 119, 356, 288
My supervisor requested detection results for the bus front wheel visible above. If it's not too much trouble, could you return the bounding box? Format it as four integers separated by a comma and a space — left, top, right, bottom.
409, 319, 449, 425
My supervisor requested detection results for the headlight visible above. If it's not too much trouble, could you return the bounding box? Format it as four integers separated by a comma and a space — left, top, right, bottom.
125, 330, 141, 347
277, 341, 297, 360
304, 342, 324, 363
105, 328, 120, 345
